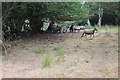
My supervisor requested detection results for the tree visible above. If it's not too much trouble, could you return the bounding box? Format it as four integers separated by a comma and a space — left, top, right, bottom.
84, 2, 119, 26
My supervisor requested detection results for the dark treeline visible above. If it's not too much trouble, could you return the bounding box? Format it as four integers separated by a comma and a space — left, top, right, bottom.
2, 2, 119, 40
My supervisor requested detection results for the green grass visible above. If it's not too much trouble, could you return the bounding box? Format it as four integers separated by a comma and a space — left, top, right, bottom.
53, 46, 65, 62
42, 54, 52, 68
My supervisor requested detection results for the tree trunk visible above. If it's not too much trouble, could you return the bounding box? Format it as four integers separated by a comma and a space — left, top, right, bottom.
113, 12, 118, 25
97, 7, 103, 27
97, 3, 103, 27
87, 19, 91, 26
98, 14, 102, 26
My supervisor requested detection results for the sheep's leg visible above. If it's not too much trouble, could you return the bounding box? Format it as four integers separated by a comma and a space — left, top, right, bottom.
90, 35, 91, 39
85, 34, 86, 37
86, 35, 88, 39
71, 30, 73, 33
81, 32, 85, 38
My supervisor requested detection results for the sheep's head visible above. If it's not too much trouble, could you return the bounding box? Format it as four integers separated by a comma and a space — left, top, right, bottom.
94, 28, 98, 31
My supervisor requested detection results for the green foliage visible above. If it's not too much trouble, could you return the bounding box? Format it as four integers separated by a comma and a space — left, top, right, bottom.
2, 2, 119, 40
77, 20, 87, 26
43, 54, 52, 68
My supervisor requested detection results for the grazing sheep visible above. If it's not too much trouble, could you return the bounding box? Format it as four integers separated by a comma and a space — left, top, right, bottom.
61, 25, 69, 33
69, 24, 74, 33
73, 26, 86, 32
81, 28, 98, 38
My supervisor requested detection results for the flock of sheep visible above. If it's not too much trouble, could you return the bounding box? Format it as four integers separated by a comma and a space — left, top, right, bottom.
1, 24, 98, 55
51, 24, 98, 38
51, 24, 86, 33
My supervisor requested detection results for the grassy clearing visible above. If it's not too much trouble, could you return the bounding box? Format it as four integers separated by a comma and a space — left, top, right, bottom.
53, 46, 65, 62
42, 53, 52, 68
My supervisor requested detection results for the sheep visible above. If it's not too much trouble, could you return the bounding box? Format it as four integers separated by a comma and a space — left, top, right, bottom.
73, 26, 86, 32
81, 28, 98, 38
60, 25, 69, 33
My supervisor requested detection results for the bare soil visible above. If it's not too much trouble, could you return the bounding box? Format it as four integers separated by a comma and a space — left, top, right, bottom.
1, 28, 118, 78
